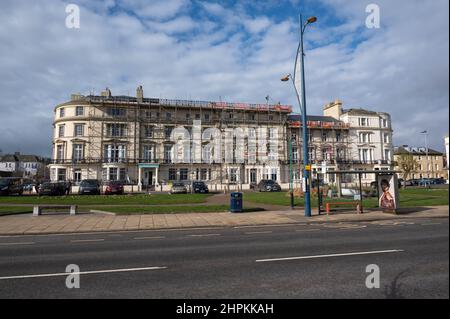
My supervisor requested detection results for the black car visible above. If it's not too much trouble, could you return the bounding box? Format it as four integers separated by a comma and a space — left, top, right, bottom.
256, 180, 281, 192
192, 181, 209, 193
38, 182, 66, 196
0, 178, 23, 196
78, 179, 101, 195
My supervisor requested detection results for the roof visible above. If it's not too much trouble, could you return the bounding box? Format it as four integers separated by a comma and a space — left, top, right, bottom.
58, 95, 293, 113
0, 154, 18, 162
288, 115, 341, 123
17, 155, 40, 162
342, 108, 379, 116
394, 146, 443, 156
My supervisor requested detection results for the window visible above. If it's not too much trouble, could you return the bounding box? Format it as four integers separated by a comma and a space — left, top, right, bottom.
164, 145, 173, 163
200, 168, 208, 180
73, 169, 82, 183
195, 114, 201, 120
382, 119, 388, 128
292, 146, 298, 163
359, 132, 371, 143
249, 114, 255, 121
106, 124, 126, 137
271, 168, 277, 181
384, 149, 391, 161
166, 112, 172, 120
202, 145, 212, 163
180, 168, 188, 181
321, 132, 328, 142
169, 168, 177, 180
204, 114, 210, 121
145, 111, 152, 119
72, 144, 83, 161
103, 144, 126, 162
359, 118, 369, 126
336, 132, 342, 142
142, 145, 155, 162
57, 168, 66, 181
269, 128, 276, 139
56, 145, 64, 161
165, 127, 173, 139
229, 168, 238, 183
108, 168, 118, 181
435, 164, 439, 171
359, 149, 370, 163
76, 106, 84, 116
107, 107, 126, 117
268, 115, 274, 121
144, 126, 153, 138
228, 113, 234, 119
383, 133, 389, 143
59, 108, 65, 118
58, 125, 65, 138
74, 124, 84, 137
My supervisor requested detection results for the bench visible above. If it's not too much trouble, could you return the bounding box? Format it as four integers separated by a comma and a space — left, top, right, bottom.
33, 205, 78, 216
325, 202, 362, 215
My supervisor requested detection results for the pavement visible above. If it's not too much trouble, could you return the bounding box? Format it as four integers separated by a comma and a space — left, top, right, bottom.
0, 204, 448, 236
0, 216, 448, 298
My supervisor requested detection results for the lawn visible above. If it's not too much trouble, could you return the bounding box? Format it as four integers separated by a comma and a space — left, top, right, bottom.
244, 187, 449, 208
0, 193, 211, 205
0, 206, 33, 216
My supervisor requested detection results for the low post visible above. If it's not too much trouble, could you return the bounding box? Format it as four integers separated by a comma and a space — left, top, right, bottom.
33, 206, 41, 216
70, 205, 77, 216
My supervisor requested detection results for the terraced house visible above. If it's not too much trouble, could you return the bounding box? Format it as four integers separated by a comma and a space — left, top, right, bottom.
49, 87, 394, 190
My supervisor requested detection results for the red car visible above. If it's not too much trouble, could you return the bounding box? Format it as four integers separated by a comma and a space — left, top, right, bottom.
105, 181, 124, 195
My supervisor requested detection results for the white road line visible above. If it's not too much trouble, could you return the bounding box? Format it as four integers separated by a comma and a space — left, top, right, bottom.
0, 242, 35, 246
256, 249, 404, 263
421, 223, 442, 226
134, 236, 166, 240
295, 229, 321, 232
70, 239, 105, 243
234, 223, 307, 229
187, 233, 221, 237
0, 266, 167, 281
245, 231, 273, 235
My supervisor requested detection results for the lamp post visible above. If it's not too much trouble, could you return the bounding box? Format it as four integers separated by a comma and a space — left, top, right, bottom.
281, 15, 317, 217
420, 130, 429, 182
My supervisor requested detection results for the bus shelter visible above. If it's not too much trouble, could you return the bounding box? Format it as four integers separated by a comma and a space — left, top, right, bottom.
314, 170, 400, 215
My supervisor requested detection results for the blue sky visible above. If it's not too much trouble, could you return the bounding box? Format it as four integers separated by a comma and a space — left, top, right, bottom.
0, 0, 448, 156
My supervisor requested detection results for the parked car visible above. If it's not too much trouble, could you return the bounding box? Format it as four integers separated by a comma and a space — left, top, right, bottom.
170, 182, 188, 194
433, 178, 446, 185
255, 180, 281, 192
192, 181, 209, 193
0, 178, 23, 196
78, 179, 101, 195
105, 181, 124, 195
38, 182, 66, 196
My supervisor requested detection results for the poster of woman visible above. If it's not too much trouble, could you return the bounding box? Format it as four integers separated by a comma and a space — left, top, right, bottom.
378, 174, 399, 212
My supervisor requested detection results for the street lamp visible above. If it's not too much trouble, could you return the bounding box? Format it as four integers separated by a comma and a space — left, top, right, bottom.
281, 15, 317, 217
420, 130, 429, 181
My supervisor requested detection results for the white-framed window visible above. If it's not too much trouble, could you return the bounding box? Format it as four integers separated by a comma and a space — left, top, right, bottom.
59, 108, 65, 118
359, 118, 369, 127
73, 169, 82, 183
106, 124, 126, 137
144, 125, 153, 138
200, 168, 208, 180
179, 168, 188, 180
58, 125, 65, 138
72, 144, 84, 161
229, 168, 238, 183
76, 106, 84, 116
359, 132, 371, 143
382, 119, 388, 128
164, 145, 173, 163
383, 133, 389, 143
384, 149, 391, 161
74, 124, 84, 137
103, 144, 126, 162
142, 145, 155, 162
56, 145, 64, 161
168, 168, 177, 181
57, 168, 66, 181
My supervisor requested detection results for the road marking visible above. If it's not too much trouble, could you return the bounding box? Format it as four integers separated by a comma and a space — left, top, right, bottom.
187, 233, 221, 237
0, 242, 35, 246
0, 266, 167, 281
70, 239, 105, 243
421, 223, 442, 226
234, 223, 307, 229
256, 249, 404, 263
295, 229, 321, 232
134, 236, 166, 240
245, 231, 273, 235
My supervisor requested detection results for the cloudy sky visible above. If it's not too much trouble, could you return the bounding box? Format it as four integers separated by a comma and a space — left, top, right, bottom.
0, 0, 448, 157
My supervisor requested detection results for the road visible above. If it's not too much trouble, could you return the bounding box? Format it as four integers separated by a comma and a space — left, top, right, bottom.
0, 217, 448, 299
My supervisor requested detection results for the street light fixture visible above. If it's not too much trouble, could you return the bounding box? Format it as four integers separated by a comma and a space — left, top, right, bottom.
281, 14, 317, 217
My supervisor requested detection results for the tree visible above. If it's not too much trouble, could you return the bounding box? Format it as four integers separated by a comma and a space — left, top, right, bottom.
396, 154, 419, 186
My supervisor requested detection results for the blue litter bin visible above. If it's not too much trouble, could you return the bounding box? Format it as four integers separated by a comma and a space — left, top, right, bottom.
230, 192, 243, 213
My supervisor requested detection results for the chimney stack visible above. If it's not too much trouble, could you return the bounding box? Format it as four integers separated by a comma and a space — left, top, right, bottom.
101, 88, 112, 98
136, 85, 144, 103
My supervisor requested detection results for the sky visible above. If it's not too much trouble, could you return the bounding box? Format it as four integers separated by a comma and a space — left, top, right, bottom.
0, 0, 448, 157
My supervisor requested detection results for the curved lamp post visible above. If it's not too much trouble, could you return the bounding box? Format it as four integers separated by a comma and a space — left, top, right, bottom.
281, 15, 317, 217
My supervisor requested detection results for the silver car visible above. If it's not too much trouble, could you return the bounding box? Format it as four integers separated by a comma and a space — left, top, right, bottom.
170, 182, 187, 194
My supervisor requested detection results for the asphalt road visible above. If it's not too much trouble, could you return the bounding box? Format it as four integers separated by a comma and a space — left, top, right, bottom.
0, 218, 448, 299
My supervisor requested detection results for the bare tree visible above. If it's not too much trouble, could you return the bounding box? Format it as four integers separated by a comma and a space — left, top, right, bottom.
396, 154, 419, 186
